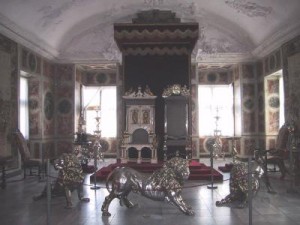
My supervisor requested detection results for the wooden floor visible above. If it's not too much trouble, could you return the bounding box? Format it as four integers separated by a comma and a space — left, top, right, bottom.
1, 158, 300, 225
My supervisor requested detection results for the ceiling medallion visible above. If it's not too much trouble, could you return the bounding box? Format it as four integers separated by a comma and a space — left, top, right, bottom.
225, 0, 272, 17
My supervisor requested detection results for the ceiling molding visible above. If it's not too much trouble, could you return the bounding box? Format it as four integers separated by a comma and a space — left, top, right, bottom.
252, 21, 300, 58
58, 57, 120, 65
196, 52, 254, 65
0, 14, 59, 60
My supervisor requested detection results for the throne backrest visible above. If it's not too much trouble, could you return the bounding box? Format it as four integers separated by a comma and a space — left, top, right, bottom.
131, 128, 149, 144
165, 95, 187, 139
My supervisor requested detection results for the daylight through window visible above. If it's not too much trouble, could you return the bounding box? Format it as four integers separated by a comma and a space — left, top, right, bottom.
83, 86, 117, 137
198, 84, 234, 137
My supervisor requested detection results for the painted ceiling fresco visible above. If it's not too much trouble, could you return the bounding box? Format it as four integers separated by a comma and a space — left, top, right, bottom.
0, 0, 299, 64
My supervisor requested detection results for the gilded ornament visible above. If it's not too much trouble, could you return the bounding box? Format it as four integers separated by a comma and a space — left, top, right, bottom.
162, 84, 190, 97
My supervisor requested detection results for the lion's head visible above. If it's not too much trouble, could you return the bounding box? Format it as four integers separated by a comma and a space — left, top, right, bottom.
54, 153, 84, 187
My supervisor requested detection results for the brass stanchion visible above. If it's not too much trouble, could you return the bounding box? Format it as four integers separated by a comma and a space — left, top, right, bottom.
248, 157, 253, 225
90, 106, 101, 190
286, 122, 299, 194
90, 140, 101, 190
46, 159, 51, 225
207, 147, 218, 190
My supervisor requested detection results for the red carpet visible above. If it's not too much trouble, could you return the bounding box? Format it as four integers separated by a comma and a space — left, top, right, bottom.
90, 160, 223, 182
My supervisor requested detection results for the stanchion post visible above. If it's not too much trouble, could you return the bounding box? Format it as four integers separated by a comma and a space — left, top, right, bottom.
91, 142, 101, 190
286, 122, 299, 194
90, 105, 102, 190
46, 159, 51, 225
207, 148, 217, 189
248, 157, 253, 225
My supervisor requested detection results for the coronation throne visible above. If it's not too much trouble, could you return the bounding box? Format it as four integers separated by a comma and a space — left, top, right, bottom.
163, 84, 191, 159
120, 86, 158, 164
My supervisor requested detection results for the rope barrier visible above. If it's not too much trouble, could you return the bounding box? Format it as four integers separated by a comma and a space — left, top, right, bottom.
44, 172, 266, 191
3, 168, 291, 194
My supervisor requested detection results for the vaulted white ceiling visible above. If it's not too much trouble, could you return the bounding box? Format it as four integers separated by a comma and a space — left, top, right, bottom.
0, 0, 299, 64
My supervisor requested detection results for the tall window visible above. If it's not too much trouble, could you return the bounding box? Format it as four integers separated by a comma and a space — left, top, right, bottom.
279, 74, 285, 127
82, 86, 117, 137
19, 72, 29, 139
198, 84, 234, 137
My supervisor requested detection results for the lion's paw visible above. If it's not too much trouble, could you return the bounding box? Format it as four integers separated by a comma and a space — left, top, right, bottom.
186, 209, 195, 216
102, 211, 111, 217
64, 205, 73, 209
81, 197, 90, 202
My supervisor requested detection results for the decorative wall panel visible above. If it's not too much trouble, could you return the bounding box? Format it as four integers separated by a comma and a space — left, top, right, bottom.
21, 48, 41, 75
242, 81, 256, 133
0, 33, 18, 165
81, 70, 117, 86
287, 52, 300, 126
43, 81, 55, 136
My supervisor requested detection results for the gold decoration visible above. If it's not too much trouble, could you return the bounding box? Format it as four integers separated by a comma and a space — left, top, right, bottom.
162, 84, 190, 97
124, 86, 155, 98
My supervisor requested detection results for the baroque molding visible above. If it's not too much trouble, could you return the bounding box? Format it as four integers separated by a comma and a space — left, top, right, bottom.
123, 86, 156, 99
162, 84, 190, 98
252, 21, 300, 58
196, 52, 255, 64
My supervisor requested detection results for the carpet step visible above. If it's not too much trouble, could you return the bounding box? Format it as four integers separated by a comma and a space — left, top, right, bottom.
90, 161, 223, 182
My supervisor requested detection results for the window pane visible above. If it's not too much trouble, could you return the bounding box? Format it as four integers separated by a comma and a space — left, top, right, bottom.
83, 86, 116, 137
19, 76, 29, 139
279, 75, 285, 127
101, 87, 116, 137
198, 85, 234, 137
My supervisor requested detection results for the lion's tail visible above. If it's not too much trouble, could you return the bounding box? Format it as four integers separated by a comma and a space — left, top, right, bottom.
105, 168, 116, 193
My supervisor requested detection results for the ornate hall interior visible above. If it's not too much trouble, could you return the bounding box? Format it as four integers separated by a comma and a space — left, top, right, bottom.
1, 0, 300, 225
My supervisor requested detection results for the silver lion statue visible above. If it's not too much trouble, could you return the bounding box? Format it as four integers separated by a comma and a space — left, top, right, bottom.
54, 153, 90, 208
101, 157, 194, 216
216, 150, 274, 208
33, 153, 90, 208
